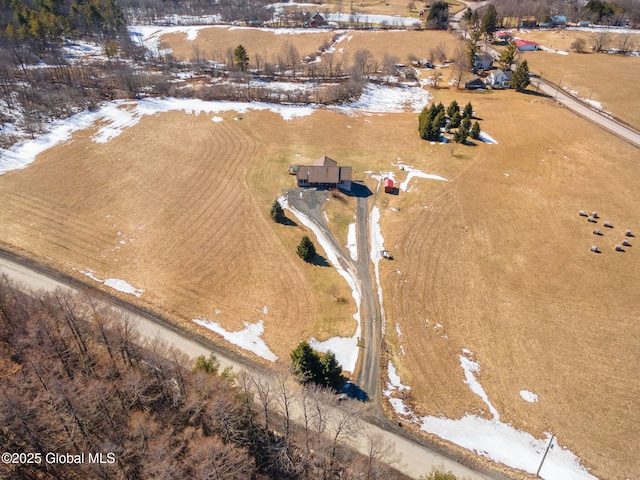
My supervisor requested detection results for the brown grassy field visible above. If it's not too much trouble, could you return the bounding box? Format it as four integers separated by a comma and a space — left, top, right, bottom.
335, 29, 465, 64
1, 27, 639, 479
499, 29, 640, 129
377, 88, 640, 480
326, 0, 464, 18
159, 27, 334, 62
157, 27, 465, 68
0, 109, 357, 360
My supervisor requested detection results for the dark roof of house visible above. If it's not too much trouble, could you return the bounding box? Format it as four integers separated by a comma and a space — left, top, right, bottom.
297, 156, 351, 184
465, 77, 485, 86
476, 54, 494, 62
312, 156, 337, 167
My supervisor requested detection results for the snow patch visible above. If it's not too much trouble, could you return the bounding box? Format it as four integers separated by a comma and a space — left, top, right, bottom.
104, 278, 145, 297
346, 222, 358, 260
79, 269, 144, 297
420, 416, 596, 479
340, 83, 431, 113
384, 361, 415, 418
193, 318, 277, 362
460, 354, 500, 420
395, 164, 449, 192
540, 46, 569, 55
369, 206, 386, 334
520, 390, 539, 403
479, 131, 499, 144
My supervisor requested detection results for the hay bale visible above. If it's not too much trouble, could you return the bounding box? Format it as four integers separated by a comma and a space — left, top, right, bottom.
603, 221, 612, 228
590, 245, 599, 253
622, 239, 631, 247
593, 228, 601, 235
579, 210, 587, 216
587, 216, 596, 223
626, 229, 633, 237
591, 211, 599, 218
615, 245, 624, 251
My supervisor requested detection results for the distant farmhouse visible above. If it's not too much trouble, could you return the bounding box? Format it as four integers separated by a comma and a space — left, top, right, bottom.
305, 11, 327, 27
295, 156, 352, 191
474, 53, 494, 71
486, 69, 513, 89
514, 39, 540, 51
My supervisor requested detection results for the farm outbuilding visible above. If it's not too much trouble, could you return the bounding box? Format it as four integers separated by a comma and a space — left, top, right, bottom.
514, 39, 539, 51
384, 178, 394, 193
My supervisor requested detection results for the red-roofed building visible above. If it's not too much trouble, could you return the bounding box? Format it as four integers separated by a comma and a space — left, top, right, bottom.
495, 31, 513, 41
514, 39, 539, 51
384, 178, 394, 193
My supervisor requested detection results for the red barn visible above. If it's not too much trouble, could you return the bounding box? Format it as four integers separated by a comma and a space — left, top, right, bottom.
384, 178, 394, 193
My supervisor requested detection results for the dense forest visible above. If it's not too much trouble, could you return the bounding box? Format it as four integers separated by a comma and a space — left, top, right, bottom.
0, 277, 404, 479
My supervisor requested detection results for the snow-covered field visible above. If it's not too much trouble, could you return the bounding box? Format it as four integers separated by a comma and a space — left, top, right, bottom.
337, 83, 431, 114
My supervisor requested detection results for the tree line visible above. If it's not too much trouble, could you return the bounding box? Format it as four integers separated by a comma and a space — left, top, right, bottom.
0, 276, 406, 479
490, 0, 640, 27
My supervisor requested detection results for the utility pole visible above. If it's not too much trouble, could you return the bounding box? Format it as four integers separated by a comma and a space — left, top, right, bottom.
536, 434, 555, 477
554, 80, 562, 100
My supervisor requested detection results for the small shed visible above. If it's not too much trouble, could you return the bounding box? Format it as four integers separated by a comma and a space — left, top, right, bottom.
465, 77, 486, 90
384, 178, 394, 194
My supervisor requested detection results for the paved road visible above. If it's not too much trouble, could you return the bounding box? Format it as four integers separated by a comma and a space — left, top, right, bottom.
352, 193, 384, 414
0, 249, 496, 480
530, 78, 640, 148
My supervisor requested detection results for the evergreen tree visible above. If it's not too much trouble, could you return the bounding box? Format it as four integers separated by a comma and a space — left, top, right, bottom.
418, 105, 430, 136
461, 116, 471, 135
419, 103, 446, 141
320, 351, 345, 391
270, 199, 285, 224
498, 41, 517, 71
448, 110, 461, 130
463, 101, 473, 119
446, 100, 459, 119
297, 235, 316, 262
425, 1, 449, 29
470, 121, 481, 140
453, 126, 468, 144
462, 7, 472, 22
480, 4, 499, 39
193, 353, 220, 374
511, 60, 531, 92
290, 342, 344, 390
434, 110, 447, 132
290, 341, 322, 383
234, 44, 249, 71
466, 39, 477, 68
